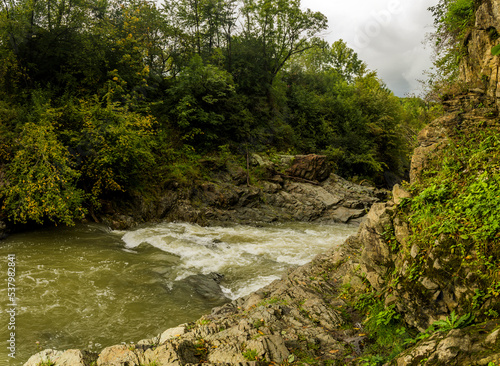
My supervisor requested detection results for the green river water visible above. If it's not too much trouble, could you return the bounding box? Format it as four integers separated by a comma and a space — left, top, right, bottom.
0, 221, 358, 365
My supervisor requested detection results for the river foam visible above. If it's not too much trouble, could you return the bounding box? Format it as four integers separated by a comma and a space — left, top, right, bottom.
120, 222, 357, 299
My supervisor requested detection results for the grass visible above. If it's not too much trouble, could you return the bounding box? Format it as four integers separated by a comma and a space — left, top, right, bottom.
37, 360, 55, 366
242, 348, 259, 361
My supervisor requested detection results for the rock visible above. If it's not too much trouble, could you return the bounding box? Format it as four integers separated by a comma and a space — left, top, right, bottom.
392, 184, 411, 205
97, 345, 142, 366
485, 328, 500, 345
250, 154, 272, 168
181, 273, 229, 302
394, 215, 410, 248
330, 207, 366, 223
144, 340, 199, 365
24, 350, 64, 366
246, 335, 290, 363
461, 0, 500, 102
410, 244, 420, 258
420, 277, 439, 291
159, 326, 187, 344
410, 118, 448, 184
24, 349, 98, 366
285, 154, 331, 182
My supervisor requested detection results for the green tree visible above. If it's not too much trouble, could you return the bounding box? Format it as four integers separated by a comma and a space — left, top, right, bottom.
426, 0, 478, 98
161, 55, 239, 149
329, 39, 366, 83
63, 96, 157, 207
236, 0, 327, 94
1, 117, 86, 225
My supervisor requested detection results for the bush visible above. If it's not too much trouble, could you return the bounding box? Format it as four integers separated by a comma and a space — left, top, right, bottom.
1, 120, 86, 225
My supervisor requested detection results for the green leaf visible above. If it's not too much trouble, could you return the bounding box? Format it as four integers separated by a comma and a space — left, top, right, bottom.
491, 44, 500, 56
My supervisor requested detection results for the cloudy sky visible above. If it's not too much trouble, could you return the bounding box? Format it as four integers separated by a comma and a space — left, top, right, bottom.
301, 0, 439, 96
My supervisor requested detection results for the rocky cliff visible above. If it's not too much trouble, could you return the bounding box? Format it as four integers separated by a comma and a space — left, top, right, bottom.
461, 0, 500, 100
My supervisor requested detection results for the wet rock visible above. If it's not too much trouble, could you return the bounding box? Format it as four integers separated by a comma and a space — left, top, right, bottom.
182, 273, 229, 302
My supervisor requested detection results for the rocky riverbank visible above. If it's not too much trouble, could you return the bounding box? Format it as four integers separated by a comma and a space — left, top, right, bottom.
99, 154, 387, 230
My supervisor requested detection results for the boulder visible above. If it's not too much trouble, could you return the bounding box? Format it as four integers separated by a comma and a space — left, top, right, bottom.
159, 326, 187, 344
181, 273, 229, 302
24, 349, 98, 366
285, 154, 331, 182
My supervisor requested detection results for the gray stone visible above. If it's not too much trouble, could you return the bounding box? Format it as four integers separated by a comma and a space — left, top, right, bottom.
420, 277, 439, 290
485, 329, 500, 345
159, 326, 187, 344
410, 244, 420, 258
392, 184, 411, 205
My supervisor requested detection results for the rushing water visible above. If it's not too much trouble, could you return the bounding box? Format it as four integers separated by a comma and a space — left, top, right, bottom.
0, 221, 358, 365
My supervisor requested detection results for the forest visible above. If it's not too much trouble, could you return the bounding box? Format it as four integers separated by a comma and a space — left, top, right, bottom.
0, 0, 434, 226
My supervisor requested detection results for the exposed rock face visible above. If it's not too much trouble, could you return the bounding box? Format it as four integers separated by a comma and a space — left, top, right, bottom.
285, 154, 332, 182
461, 0, 500, 100
102, 154, 384, 229
411, 89, 498, 183
394, 321, 500, 366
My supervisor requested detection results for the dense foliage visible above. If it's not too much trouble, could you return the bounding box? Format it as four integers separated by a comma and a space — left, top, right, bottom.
405, 128, 500, 314
425, 0, 479, 99
0, 0, 430, 225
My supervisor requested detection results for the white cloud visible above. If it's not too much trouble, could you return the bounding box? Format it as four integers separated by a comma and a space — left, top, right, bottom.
302, 0, 439, 96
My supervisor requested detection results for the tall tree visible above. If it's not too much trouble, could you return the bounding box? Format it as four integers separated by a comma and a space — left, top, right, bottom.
238, 0, 327, 90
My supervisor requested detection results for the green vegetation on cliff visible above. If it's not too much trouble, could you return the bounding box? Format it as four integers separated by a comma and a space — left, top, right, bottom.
426, 0, 478, 98
0, 0, 432, 226
405, 126, 500, 318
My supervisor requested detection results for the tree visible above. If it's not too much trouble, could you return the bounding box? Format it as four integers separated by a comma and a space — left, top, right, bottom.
62, 96, 157, 208
0, 117, 86, 225
161, 55, 239, 149
329, 39, 366, 83
236, 0, 327, 94
426, 0, 478, 97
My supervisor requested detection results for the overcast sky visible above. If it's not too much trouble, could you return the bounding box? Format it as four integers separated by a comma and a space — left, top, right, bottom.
302, 0, 439, 97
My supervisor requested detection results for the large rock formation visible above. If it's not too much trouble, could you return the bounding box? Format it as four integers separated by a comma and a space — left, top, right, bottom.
461, 0, 500, 100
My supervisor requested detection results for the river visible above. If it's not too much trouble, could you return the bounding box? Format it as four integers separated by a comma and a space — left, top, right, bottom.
0, 221, 358, 365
